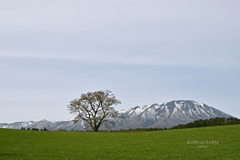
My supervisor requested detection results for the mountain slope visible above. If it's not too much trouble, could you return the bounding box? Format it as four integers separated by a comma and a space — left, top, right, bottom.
114, 100, 232, 129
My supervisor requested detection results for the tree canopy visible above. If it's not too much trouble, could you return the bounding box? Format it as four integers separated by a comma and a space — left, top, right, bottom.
67, 90, 122, 131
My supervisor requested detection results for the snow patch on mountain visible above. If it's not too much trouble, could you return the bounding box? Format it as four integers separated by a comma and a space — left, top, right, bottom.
113, 100, 233, 129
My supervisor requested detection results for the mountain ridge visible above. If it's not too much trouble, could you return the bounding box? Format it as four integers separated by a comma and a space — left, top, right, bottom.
0, 100, 233, 130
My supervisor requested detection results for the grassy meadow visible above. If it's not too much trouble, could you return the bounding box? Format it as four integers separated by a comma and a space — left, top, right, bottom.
0, 124, 240, 160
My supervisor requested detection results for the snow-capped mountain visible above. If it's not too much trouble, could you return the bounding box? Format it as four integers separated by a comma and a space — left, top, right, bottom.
0, 121, 34, 129
114, 100, 232, 129
0, 119, 86, 130
0, 100, 233, 130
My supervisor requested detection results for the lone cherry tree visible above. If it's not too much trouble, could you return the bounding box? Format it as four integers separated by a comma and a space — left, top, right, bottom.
67, 90, 122, 131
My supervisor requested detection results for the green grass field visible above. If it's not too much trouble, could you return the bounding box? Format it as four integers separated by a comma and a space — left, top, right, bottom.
0, 125, 240, 160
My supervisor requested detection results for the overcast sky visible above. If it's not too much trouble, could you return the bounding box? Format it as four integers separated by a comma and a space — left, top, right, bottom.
1, 0, 240, 123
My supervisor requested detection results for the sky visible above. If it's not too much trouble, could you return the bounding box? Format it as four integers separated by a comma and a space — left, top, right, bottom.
1, 0, 240, 123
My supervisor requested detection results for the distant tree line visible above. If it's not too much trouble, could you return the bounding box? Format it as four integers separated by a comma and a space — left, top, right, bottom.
21, 127, 48, 131
101, 117, 240, 132
53, 127, 168, 132
170, 117, 240, 129
19, 117, 240, 132
106, 127, 167, 132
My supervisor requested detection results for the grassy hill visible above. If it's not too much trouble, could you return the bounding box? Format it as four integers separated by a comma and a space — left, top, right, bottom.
0, 124, 240, 160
